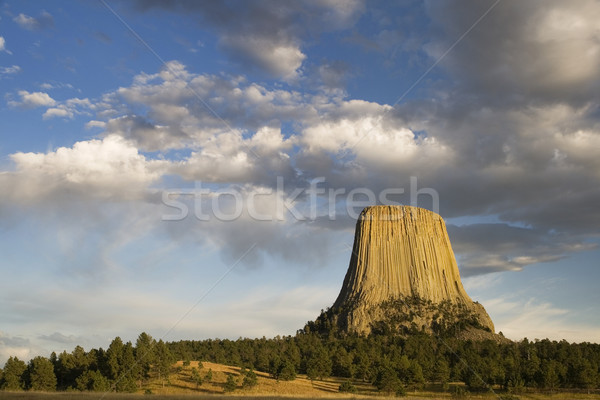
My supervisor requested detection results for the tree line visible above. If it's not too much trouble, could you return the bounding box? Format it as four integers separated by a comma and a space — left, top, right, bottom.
0, 333, 173, 392
167, 331, 600, 393
1, 329, 599, 393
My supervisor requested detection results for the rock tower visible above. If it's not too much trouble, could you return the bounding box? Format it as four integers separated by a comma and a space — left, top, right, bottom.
329, 205, 494, 336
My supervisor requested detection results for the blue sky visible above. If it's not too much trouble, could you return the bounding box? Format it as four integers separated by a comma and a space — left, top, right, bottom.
1, 0, 600, 363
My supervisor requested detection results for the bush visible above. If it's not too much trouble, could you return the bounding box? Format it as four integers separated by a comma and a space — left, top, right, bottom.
395, 385, 407, 397
339, 380, 357, 393
278, 361, 297, 381
224, 374, 237, 392
242, 369, 258, 388
451, 385, 469, 399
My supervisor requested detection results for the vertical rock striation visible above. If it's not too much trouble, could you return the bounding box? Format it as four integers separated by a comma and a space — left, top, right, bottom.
330, 205, 494, 336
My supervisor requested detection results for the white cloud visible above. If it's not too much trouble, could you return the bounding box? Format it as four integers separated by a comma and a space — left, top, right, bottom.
0, 65, 21, 75
43, 107, 72, 119
5, 135, 165, 201
14, 13, 37, 29
172, 126, 294, 183
9, 90, 56, 108
85, 120, 106, 129
39, 82, 75, 90
485, 297, 600, 343
7, 91, 92, 118
0, 36, 10, 54
221, 35, 306, 81
13, 11, 54, 31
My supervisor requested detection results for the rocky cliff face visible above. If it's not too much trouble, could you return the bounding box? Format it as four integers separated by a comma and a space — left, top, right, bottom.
329, 205, 494, 336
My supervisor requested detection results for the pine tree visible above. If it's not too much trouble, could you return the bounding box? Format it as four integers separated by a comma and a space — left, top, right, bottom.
191, 367, 202, 389
374, 365, 403, 395
224, 374, 237, 392
75, 370, 111, 392
154, 339, 173, 388
27, 356, 57, 391
106, 337, 124, 381
1, 357, 27, 390
135, 332, 155, 384
115, 342, 138, 392
306, 346, 332, 381
433, 359, 450, 386
278, 360, 297, 381
242, 369, 258, 388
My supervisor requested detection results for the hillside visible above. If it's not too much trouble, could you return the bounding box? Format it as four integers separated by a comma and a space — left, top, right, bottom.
141, 361, 373, 397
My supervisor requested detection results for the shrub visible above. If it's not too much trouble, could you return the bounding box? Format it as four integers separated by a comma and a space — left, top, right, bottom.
339, 380, 357, 393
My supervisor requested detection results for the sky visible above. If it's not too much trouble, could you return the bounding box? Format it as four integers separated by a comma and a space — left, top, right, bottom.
1, 0, 599, 364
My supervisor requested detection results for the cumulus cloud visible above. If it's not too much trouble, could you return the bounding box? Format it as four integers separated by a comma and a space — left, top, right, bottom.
8, 90, 56, 108
6, 90, 93, 118
13, 11, 54, 31
42, 98, 92, 120
43, 107, 72, 119
3, 135, 165, 202
221, 35, 306, 81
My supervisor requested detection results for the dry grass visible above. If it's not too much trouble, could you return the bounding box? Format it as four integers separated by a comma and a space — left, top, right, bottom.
0, 361, 598, 400
147, 361, 375, 397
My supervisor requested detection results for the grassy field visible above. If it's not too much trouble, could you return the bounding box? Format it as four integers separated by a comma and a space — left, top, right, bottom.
0, 361, 598, 400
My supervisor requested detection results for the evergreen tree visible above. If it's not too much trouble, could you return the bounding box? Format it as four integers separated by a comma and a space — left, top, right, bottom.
332, 347, 354, 378
374, 365, 403, 395
433, 359, 450, 386
242, 369, 258, 388
306, 346, 332, 381
191, 367, 202, 389
106, 337, 124, 381
115, 342, 138, 392
27, 356, 57, 391
1, 356, 27, 390
75, 370, 110, 392
135, 332, 155, 383
224, 374, 237, 392
408, 360, 425, 387
154, 339, 173, 388
277, 360, 297, 381
339, 380, 357, 393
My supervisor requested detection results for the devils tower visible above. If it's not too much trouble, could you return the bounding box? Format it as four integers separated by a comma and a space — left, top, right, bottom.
317, 205, 495, 338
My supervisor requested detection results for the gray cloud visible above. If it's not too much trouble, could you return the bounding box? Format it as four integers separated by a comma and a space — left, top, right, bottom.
0, 332, 33, 365
38, 332, 78, 344
134, 0, 364, 80
425, 0, 600, 106
448, 223, 597, 276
